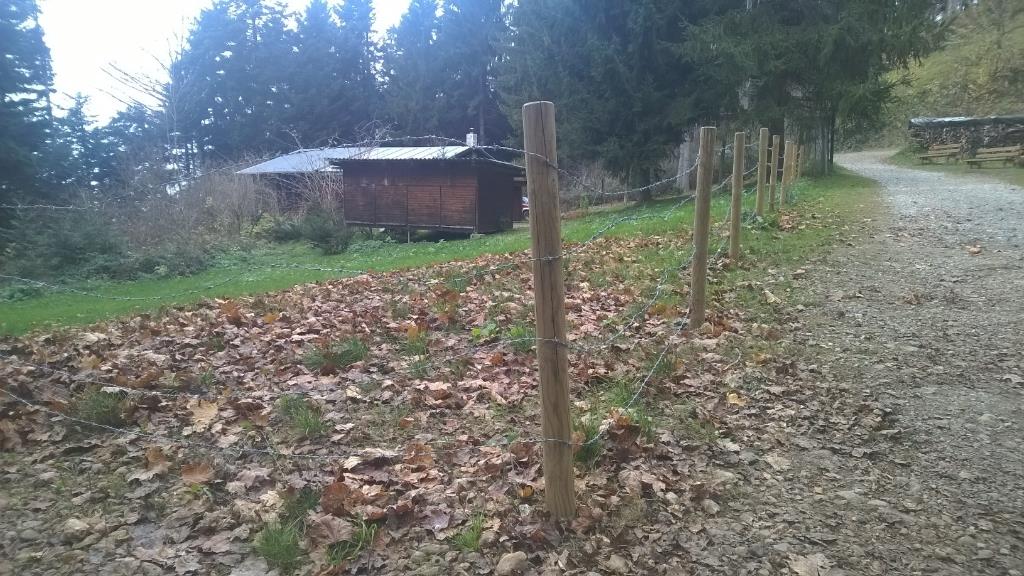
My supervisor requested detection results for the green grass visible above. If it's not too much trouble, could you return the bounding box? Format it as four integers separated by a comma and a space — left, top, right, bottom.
888, 149, 1024, 189
0, 169, 879, 336
251, 486, 321, 574
451, 512, 486, 552
605, 379, 656, 441
327, 519, 378, 565
302, 338, 369, 373
666, 401, 719, 444
72, 388, 127, 427
0, 197, 711, 336
254, 522, 303, 574
277, 395, 330, 438
401, 332, 430, 356
280, 486, 321, 525
507, 324, 535, 354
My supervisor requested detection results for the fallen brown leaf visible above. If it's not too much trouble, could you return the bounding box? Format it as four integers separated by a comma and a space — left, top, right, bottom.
181, 462, 215, 484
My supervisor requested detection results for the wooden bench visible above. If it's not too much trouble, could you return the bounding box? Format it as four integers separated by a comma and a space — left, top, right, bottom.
965, 145, 1023, 168
918, 143, 962, 163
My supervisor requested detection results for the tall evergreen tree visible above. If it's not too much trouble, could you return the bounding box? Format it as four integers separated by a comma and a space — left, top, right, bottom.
499, 0, 693, 193
434, 0, 509, 144
290, 0, 378, 146
336, 0, 379, 130
0, 0, 54, 200
96, 104, 171, 196
382, 0, 444, 137
47, 94, 101, 191
171, 0, 296, 160
685, 0, 938, 174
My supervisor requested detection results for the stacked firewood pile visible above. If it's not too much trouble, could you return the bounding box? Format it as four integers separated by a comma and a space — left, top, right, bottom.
909, 115, 1024, 153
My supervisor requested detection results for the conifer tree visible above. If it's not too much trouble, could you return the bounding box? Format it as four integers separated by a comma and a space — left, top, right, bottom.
382, 0, 444, 137
0, 0, 54, 199
685, 0, 937, 174
171, 0, 296, 160
434, 0, 509, 144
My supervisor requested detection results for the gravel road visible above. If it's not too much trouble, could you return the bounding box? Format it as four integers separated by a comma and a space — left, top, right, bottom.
768, 151, 1024, 575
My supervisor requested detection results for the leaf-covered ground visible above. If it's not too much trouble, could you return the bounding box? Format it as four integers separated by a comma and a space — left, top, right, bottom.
0, 176, 882, 576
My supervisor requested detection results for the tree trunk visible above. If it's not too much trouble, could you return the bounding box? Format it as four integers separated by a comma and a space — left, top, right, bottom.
803, 114, 831, 177
676, 127, 694, 193
828, 110, 836, 169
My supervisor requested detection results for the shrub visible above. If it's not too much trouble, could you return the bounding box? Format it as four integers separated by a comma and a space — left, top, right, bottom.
300, 211, 351, 254
0, 208, 215, 284
257, 209, 354, 255
262, 217, 306, 243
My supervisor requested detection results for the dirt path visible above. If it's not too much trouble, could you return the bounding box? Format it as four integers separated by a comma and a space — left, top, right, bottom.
704, 151, 1024, 575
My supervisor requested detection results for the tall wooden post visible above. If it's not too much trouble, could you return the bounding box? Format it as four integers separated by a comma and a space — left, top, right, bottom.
522, 101, 575, 520
768, 135, 781, 213
689, 126, 716, 331
728, 132, 745, 262
797, 144, 805, 180
780, 140, 793, 207
755, 128, 769, 217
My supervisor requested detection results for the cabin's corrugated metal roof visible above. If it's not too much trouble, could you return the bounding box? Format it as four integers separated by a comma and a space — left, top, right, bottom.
237, 146, 473, 175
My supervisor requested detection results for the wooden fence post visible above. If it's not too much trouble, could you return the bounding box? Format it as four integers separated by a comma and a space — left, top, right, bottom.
728, 131, 745, 262
689, 126, 716, 331
522, 101, 575, 520
780, 139, 793, 207
755, 128, 769, 217
769, 135, 781, 213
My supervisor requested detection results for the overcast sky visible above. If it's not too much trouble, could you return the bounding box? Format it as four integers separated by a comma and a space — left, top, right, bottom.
37, 0, 411, 123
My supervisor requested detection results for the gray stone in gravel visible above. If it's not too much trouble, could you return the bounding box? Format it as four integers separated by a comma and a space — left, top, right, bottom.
606, 554, 630, 574
975, 549, 994, 560
62, 518, 90, 542
837, 490, 864, 502
495, 551, 529, 576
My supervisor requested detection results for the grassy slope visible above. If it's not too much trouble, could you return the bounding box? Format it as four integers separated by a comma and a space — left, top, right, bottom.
888, 150, 1024, 189
0, 199, 700, 336
871, 5, 1024, 147
0, 172, 877, 336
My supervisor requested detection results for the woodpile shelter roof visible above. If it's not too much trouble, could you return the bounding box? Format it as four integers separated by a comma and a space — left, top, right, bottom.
909, 114, 1024, 128
237, 146, 474, 175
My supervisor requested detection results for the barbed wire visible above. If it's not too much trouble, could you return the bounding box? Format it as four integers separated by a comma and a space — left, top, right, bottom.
0, 129, 764, 215
0, 203, 92, 211
0, 162, 705, 303
0, 165, 785, 477
364, 171, 758, 391
0, 385, 577, 463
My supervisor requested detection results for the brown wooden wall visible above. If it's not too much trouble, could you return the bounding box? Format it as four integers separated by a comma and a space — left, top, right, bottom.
338, 161, 519, 234
477, 168, 520, 233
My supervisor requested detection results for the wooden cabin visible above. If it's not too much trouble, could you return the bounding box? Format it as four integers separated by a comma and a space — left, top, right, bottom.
238, 144, 524, 234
